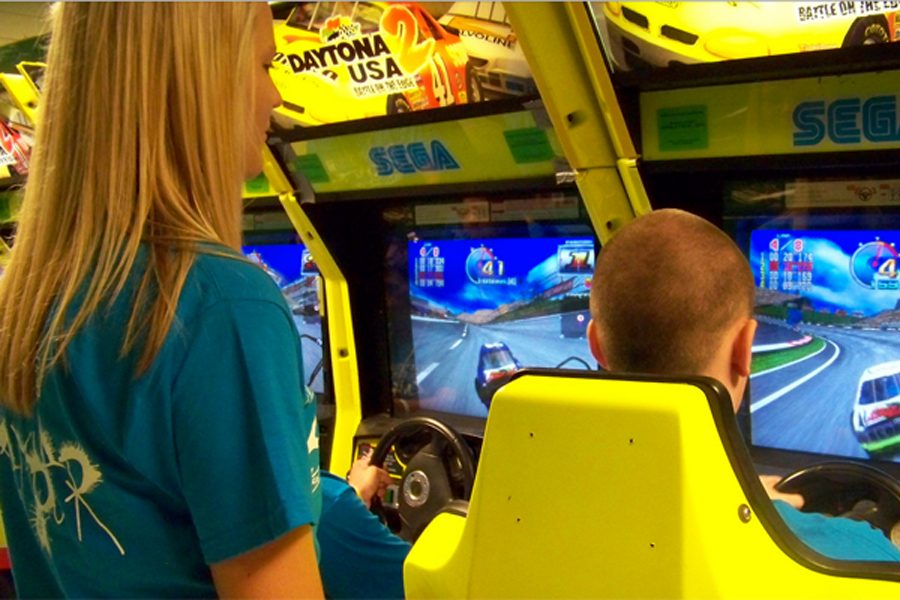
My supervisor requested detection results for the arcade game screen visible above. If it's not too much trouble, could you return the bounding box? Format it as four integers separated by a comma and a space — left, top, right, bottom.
730, 213, 900, 466
241, 239, 327, 396
387, 222, 597, 418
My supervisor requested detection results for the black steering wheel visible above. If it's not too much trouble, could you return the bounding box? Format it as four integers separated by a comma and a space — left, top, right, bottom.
776, 461, 900, 544
369, 416, 477, 542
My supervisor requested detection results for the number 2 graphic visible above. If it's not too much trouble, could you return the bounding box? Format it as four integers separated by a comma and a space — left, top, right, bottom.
380, 5, 435, 75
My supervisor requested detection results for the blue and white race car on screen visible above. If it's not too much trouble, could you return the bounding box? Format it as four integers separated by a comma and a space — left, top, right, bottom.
852, 360, 900, 455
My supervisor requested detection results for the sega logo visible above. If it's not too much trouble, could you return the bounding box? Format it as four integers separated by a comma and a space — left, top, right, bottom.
369, 140, 460, 176
793, 96, 900, 146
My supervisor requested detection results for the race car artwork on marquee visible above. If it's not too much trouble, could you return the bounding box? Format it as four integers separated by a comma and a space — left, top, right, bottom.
599, 1, 900, 70
271, 2, 474, 128
0, 118, 29, 181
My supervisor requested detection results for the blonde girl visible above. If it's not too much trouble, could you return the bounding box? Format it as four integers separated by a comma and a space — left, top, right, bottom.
0, 3, 323, 596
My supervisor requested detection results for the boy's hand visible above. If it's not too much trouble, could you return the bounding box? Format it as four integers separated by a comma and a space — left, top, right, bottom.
759, 474, 805, 509
347, 449, 392, 508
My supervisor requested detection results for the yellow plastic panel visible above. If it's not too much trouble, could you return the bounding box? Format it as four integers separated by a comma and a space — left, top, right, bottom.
575, 164, 646, 244
0, 73, 38, 125
402, 512, 468, 597
286, 110, 562, 194
0, 238, 10, 268
261, 148, 361, 475
505, 3, 648, 239
15, 62, 43, 98
405, 373, 899, 598
505, 3, 617, 169
641, 70, 900, 160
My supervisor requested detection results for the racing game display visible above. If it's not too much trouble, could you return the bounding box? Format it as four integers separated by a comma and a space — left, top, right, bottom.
270, 2, 536, 129
403, 233, 596, 418
593, 1, 900, 71
744, 227, 900, 463
241, 242, 326, 395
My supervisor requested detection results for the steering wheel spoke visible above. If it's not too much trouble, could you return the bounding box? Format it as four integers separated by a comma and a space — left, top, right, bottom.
369, 417, 476, 542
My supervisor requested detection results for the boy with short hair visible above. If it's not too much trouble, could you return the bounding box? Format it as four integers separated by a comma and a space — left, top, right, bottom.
587, 209, 900, 561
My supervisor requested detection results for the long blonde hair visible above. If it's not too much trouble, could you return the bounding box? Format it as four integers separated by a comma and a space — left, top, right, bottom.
0, 3, 258, 414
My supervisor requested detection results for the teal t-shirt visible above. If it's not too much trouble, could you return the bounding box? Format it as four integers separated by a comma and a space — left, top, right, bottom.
318, 472, 410, 599
774, 500, 900, 561
0, 246, 321, 597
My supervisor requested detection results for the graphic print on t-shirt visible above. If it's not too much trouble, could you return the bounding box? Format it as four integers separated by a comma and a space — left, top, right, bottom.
0, 417, 124, 555
305, 386, 321, 494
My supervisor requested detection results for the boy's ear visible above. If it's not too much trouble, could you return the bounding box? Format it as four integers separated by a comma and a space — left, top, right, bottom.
587, 319, 608, 369
730, 318, 757, 378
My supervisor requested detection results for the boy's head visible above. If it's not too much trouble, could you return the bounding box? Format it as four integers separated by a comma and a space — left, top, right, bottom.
588, 209, 757, 410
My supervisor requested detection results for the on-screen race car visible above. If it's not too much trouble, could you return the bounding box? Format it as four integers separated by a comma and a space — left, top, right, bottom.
474, 341, 522, 408
852, 360, 900, 455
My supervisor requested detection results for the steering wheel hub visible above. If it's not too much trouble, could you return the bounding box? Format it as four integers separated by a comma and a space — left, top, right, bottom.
369, 416, 477, 542
403, 470, 431, 508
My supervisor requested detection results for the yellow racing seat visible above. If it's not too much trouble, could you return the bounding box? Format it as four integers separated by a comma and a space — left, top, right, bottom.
404, 370, 900, 598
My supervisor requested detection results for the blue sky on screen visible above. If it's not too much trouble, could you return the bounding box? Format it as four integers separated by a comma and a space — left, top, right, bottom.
749, 230, 900, 317
242, 243, 306, 286
409, 237, 593, 315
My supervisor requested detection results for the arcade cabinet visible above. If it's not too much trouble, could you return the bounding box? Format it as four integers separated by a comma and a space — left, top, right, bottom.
261, 1, 631, 483
260, 1, 900, 596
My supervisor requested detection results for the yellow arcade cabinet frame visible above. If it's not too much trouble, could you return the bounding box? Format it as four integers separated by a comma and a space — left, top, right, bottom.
0, 238, 10, 268
259, 146, 360, 477
0, 68, 38, 224
15, 62, 43, 100
505, 2, 651, 242
0, 70, 38, 126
